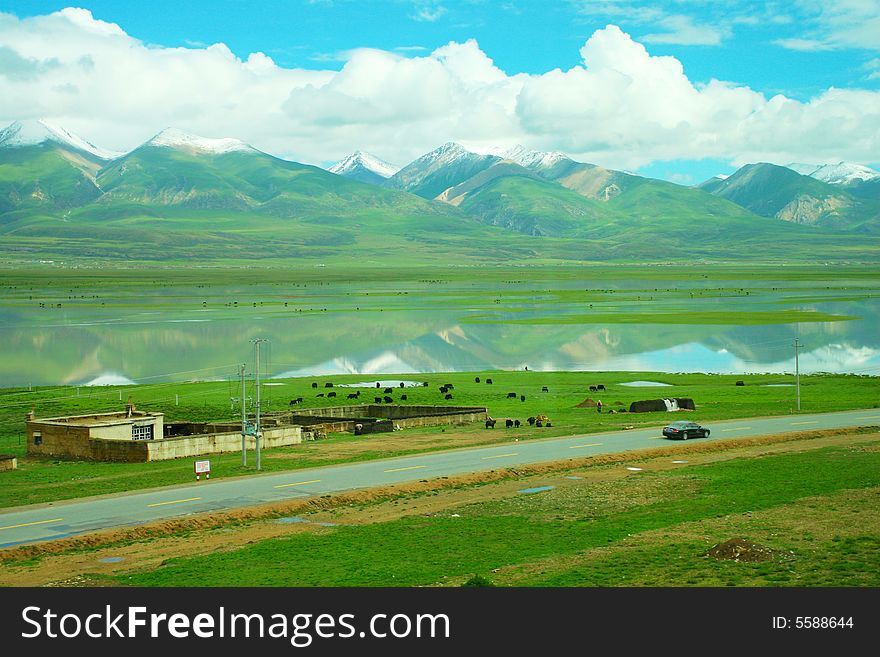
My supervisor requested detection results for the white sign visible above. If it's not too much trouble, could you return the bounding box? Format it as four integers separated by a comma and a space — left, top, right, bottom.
194, 460, 211, 474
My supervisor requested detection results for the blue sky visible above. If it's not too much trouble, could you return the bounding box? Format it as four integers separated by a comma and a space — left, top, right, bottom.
2, 1, 879, 181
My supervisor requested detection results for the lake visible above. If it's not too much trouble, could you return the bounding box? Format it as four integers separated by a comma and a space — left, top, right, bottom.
1, 267, 878, 387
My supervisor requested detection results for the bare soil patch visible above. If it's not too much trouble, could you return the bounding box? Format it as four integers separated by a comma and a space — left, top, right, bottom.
704, 538, 781, 563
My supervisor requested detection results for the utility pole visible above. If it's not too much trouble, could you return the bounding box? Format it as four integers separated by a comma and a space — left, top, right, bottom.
239, 363, 247, 466
794, 338, 803, 411
253, 338, 267, 471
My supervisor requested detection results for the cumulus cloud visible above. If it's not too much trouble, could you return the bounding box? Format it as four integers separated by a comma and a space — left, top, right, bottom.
0, 8, 878, 169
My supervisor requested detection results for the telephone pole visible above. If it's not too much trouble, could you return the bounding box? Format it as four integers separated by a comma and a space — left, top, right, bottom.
239, 363, 247, 466
794, 338, 803, 411
253, 338, 268, 471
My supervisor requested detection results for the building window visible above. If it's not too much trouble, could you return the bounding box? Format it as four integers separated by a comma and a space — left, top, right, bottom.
132, 424, 153, 441
33, 432, 42, 446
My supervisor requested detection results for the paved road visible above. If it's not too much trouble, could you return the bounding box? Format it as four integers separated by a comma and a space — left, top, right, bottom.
1, 409, 878, 548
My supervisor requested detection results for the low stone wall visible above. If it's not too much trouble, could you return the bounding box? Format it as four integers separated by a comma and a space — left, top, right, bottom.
0, 454, 17, 471
282, 405, 488, 432
143, 425, 302, 462
292, 418, 359, 433
394, 411, 487, 428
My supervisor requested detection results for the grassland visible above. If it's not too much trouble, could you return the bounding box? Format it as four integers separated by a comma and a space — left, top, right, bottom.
0, 370, 877, 510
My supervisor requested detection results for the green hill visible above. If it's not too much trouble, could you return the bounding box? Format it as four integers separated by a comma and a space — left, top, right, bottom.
456, 173, 604, 236
698, 163, 880, 231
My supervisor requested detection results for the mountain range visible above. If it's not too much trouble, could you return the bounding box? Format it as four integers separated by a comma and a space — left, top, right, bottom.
2, 119, 879, 264
333, 141, 880, 234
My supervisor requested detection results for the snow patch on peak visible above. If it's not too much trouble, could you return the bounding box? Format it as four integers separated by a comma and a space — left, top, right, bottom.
0, 119, 119, 159
786, 161, 879, 185
147, 128, 255, 154
502, 144, 569, 170
329, 151, 399, 178
809, 162, 880, 185
412, 142, 488, 168
462, 144, 506, 157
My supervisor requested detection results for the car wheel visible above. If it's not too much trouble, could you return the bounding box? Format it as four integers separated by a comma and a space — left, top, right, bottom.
681, 431, 688, 440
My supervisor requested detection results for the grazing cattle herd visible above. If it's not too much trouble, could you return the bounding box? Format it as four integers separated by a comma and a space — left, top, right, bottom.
288, 378, 612, 434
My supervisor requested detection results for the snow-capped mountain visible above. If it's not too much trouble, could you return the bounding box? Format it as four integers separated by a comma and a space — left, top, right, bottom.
0, 119, 120, 160
146, 127, 256, 155
502, 144, 570, 171
808, 162, 880, 186
329, 151, 399, 185
785, 161, 880, 186
384, 142, 502, 199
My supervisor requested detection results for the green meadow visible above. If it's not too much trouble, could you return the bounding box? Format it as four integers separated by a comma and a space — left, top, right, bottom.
0, 370, 877, 509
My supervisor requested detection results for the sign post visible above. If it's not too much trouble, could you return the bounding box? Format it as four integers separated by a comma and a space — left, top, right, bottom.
194, 459, 211, 481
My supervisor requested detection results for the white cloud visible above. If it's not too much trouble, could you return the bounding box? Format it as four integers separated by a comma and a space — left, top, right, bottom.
641, 15, 726, 46
573, 1, 728, 46
412, 2, 447, 23
0, 9, 878, 170
778, 0, 880, 51
773, 38, 835, 51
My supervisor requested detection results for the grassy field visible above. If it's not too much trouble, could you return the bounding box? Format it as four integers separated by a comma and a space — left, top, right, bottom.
108, 434, 880, 587
0, 263, 877, 509
0, 370, 877, 509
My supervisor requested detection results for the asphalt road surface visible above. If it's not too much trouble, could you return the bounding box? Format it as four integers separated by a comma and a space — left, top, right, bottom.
1, 409, 878, 548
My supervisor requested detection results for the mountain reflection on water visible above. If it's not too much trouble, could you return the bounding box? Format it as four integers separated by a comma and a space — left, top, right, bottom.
2, 279, 878, 387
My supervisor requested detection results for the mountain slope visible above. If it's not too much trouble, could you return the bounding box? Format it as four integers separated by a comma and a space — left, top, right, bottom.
0, 121, 111, 215
456, 172, 605, 236
699, 162, 878, 230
